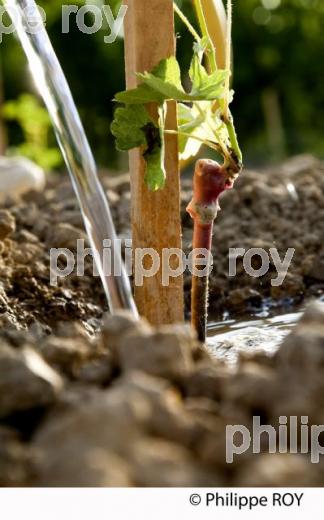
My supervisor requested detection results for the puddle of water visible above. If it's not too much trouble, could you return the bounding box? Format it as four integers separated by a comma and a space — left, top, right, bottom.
207, 308, 303, 365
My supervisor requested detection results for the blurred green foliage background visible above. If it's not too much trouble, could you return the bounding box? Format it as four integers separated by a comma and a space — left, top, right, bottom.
0, 0, 323, 170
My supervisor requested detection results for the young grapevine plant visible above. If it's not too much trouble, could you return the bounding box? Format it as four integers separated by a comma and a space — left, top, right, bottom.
111, 0, 243, 340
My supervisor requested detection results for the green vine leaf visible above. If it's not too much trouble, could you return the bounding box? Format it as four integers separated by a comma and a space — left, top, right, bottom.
111, 104, 166, 191
110, 104, 152, 151
115, 83, 164, 105
137, 56, 188, 101
189, 55, 228, 99
178, 101, 223, 160
177, 103, 205, 159
115, 56, 228, 105
144, 143, 165, 191
143, 105, 166, 191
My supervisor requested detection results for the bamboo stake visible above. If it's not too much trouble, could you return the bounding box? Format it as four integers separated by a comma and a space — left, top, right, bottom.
123, 0, 184, 325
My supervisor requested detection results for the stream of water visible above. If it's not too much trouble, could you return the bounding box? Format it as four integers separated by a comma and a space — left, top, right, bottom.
5, 0, 138, 317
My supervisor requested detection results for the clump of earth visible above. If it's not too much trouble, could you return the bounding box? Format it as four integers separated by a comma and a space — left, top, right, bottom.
1, 154, 324, 487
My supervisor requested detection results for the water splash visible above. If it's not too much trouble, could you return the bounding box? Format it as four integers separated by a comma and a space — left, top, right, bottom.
207, 309, 302, 364
5, 0, 138, 317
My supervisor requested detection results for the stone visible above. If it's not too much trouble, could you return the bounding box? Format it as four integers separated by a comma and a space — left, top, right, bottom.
298, 301, 324, 325
106, 189, 120, 205
10, 243, 42, 264
184, 363, 232, 401
13, 229, 39, 244
0, 157, 45, 203
32, 382, 153, 486
0, 427, 33, 486
270, 273, 305, 300
76, 355, 113, 386
100, 311, 151, 362
189, 414, 244, 468
57, 210, 83, 229
0, 345, 63, 418
46, 222, 86, 250
11, 203, 39, 228
120, 371, 199, 448
184, 397, 220, 416
223, 362, 278, 414
235, 454, 319, 486
129, 438, 222, 487
39, 336, 93, 377
226, 288, 262, 310
275, 302, 324, 373
116, 325, 194, 381
34, 379, 153, 452
0, 210, 16, 240
34, 447, 132, 487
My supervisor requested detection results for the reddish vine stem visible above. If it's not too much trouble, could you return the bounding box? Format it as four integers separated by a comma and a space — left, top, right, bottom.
187, 159, 233, 342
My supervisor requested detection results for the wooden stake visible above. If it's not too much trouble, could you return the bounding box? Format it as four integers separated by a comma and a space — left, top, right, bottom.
123, 0, 184, 325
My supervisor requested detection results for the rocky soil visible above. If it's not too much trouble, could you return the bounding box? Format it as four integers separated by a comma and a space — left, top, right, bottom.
1, 304, 324, 486
1, 154, 324, 486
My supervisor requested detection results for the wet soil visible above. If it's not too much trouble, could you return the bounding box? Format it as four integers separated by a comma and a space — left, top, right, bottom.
1, 154, 324, 487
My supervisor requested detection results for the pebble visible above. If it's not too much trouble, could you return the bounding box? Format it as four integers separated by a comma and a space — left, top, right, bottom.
235, 453, 319, 486
45, 222, 86, 250
39, 336, 94, 377
0, 210, 16, 240
116, 325, 195, 381
0, 344, 63, 418
274, 302, 324, 377
0, 157, 45, 202
0, 426, 33, 486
